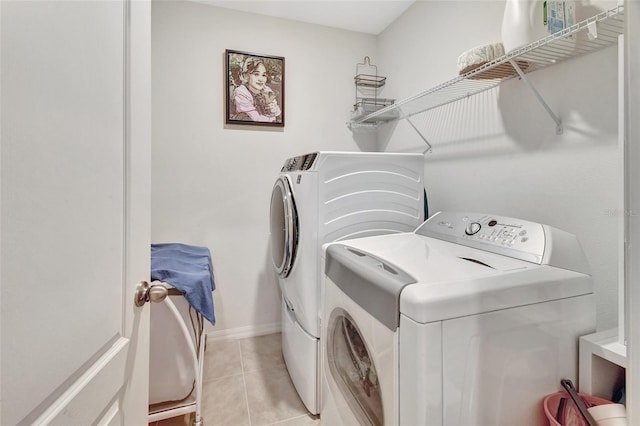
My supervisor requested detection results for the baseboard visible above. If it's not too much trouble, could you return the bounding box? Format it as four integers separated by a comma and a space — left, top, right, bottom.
206, 322, 282, 343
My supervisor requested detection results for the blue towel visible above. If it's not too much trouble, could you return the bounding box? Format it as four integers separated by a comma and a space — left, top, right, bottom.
151, 243, 216, 325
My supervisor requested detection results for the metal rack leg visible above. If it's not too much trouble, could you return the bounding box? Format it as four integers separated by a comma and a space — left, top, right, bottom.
162, 297, 205, 426
193, 328, 206, 426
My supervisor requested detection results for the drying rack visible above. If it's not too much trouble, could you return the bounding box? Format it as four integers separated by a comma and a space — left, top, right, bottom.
148, 284, 206, 426
351, 56, 395, 122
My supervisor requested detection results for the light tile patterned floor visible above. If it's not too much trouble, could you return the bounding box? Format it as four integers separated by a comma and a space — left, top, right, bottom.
151, 333, 319, 426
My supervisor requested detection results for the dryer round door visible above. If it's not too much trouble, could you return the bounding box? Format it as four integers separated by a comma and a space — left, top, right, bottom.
327, 308, 383, 426
270, 175, 298, 278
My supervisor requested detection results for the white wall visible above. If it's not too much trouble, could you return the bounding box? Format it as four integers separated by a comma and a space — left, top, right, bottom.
377, 0, 621, 330
151, 1, 377, 338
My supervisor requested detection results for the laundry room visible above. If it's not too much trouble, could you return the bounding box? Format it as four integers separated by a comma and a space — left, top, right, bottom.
3, 0, 638, 424
148, 0, 635, 423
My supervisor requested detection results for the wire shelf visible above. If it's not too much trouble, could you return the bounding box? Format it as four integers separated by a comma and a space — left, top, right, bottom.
349, 5, 624, 126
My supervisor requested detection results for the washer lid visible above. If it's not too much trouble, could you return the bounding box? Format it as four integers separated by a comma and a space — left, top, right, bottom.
327, 230, 592, 325
399, 261, 592, 323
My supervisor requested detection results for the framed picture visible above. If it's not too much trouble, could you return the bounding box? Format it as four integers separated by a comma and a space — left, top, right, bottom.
225, 49, 285, 127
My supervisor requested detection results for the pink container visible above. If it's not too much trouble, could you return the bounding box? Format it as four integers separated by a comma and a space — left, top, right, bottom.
543, 391, 614, 426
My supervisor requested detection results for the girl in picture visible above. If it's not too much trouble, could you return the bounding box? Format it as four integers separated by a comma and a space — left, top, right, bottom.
232, 56, 281, 123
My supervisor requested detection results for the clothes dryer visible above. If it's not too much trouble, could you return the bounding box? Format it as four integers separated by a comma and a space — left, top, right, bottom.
321, 211, 595, 425
269, 151, 425, 414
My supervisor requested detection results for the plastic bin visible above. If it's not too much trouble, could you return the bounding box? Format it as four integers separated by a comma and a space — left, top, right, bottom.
543, 391, 613, 426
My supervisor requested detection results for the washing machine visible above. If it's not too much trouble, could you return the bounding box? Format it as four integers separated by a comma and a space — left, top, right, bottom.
269, 151, 426, 414
321, 211, 595, 425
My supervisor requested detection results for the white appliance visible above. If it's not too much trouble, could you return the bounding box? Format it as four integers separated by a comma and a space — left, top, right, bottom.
321, 211, 595, 425
269, 151, 426, 414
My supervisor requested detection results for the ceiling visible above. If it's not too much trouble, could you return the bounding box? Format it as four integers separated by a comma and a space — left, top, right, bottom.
195, 1, 417, 35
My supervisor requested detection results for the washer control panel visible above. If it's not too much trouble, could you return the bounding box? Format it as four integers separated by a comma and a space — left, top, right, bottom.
417, 211, 547, 264
281, 152, 318, 172
461, 217, 531, 247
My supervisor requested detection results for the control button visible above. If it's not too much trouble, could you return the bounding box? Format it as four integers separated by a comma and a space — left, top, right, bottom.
465, 222, 481, 235
519, 230, 527, 236
521, 237, 528, 243
488, 220, 498, 227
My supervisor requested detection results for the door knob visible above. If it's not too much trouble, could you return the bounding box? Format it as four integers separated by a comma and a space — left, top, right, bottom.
134, 281, 169, 307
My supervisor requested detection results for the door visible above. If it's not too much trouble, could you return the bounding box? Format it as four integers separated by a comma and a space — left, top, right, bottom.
1, 1, 151, 425
270, 175, 298, 278
327, 308, 384, 426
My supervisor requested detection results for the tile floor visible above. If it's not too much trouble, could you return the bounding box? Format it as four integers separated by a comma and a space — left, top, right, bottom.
152, 333, 320, 426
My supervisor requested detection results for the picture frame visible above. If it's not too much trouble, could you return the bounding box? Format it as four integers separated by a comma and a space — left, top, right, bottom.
225, 49, 285, 127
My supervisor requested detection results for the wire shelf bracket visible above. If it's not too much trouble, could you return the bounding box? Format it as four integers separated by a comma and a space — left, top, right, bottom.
508, 59, 563, 134
405, 113, 433, 153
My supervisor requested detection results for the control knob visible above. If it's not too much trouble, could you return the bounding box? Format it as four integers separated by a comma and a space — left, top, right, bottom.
465, 222, 481, 236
